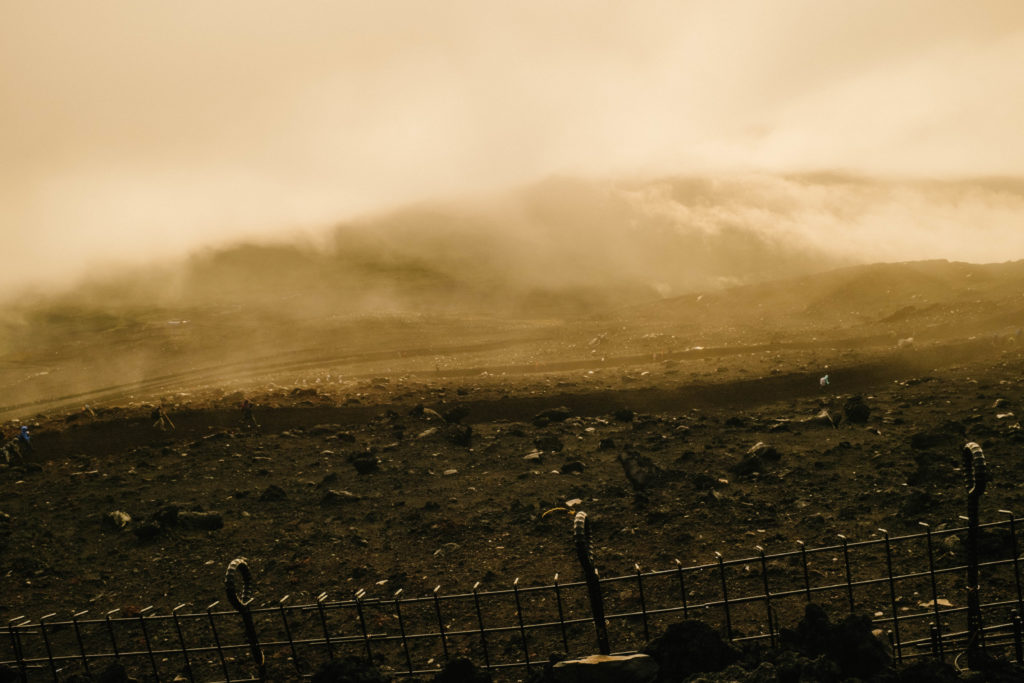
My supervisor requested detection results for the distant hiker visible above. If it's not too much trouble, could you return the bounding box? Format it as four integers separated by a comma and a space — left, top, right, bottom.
241, 399, 261, 435
152, 406, 175, 431
18, 425, 32, 456
819, 374, 830, 388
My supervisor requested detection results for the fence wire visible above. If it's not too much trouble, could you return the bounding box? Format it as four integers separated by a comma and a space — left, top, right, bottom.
3, 511, 1024, 681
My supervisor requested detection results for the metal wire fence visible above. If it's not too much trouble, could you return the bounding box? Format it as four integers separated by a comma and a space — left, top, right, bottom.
3, 445, 1022, 681
3, 513, 1023, 681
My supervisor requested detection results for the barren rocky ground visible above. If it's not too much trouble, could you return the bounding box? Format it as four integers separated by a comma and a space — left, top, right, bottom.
3, 259, 1024, 681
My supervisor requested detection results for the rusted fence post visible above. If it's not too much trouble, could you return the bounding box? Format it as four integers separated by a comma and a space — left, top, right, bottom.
574, 511, 610, 654
963, 442, 987, 670
225, 557, 267, 682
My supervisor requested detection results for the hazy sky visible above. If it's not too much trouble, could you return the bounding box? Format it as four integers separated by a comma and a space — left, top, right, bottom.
3, 1, 1024, 293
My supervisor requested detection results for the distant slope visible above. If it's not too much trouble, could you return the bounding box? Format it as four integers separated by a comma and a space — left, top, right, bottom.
37, 176, 846, 319
11, 172, 1024, 323
628, 259, 1024, 344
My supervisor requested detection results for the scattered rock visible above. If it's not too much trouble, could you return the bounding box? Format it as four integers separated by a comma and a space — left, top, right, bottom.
177, 511, 224, 530
321, 489, 361, 506
896, 659, 960, 683
643, 620, 738, 679
534, 435, 564, 452
443, 405, 470, 423
692, 473, 727, 491
598, 438, 616, 450
918, 598, 953, 609
310, 656, 388, 683
731, 442, 778, 478
317, 472, 340, 489
731, 455, 762, 478
309, 423, 342, 435
560, 460, 585, 474
779, 603, 891, 681
433, 657, 492, 682
154, 504, 181, 527
747, 441, 780, 461
618, 451, 662, 491
259, 484, 287, 502
523, 450, 542, 463
843, 395, 871, 424
797, 409, 836, 428
446, 423, 472, 447
101, 510, 132, 532
551, 654, 658, 683
351, 453, 381, 475
132, 522, 163, 542
534, 406, 572, 426
433, 542, 460, 558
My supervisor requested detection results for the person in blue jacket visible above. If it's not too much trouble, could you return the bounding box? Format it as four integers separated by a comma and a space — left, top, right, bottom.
18, 425, 32, 456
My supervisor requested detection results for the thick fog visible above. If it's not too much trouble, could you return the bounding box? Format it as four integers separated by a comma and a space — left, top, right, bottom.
3, 1, 1024, 297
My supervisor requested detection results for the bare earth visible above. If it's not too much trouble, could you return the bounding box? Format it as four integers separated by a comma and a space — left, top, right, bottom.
2, 259, 1024, 680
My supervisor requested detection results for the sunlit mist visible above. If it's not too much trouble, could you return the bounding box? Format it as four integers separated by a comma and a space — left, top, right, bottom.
3, 1, 1024, 295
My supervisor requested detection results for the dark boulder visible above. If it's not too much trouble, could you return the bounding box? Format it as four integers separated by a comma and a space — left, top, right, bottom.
177, 511, 224, 530
643, 620, 738, 679
351, 453, 380, 475
432, 657, 492, 682
534, 435, 564, 453
779, 603, 891, 681
843, 395, 871, 424
446, 424, 473, 447
259, 484, 287, 502
311, 656, 388, 683
560, 461, 586, 474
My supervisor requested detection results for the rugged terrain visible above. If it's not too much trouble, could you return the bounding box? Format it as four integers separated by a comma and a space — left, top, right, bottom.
2, 258, 1024, 680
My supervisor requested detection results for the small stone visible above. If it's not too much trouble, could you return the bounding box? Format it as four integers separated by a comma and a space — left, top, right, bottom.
747, 441, 780, 461
101, 510, 132, 532
523, 450, 542, 462
317, 472, 340, 489
561, 460, 585, 474
320, 489, 360, 506
843, 395, 871, 424
446, 424, 473, 447
177, 511, 224, 530
533, 406, 572, 426
351, 453, 380, 474
552, 654, 658, 683
919, 598, 954, 608
433, 542, 461, 557
443, 469, 458, 476
132, 522, 162, 542
259, 484, 287, 502
534, 435, 564, 452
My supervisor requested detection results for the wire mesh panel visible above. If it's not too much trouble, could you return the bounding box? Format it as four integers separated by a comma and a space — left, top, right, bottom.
3, 514, 1024, 681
